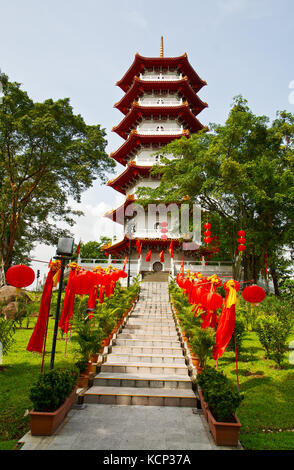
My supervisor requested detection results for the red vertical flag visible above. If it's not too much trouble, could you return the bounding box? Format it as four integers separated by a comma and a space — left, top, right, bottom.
168, 241, 174, 258
180, 258, 184, 274
146, 250, 151, 262
76, 240, 81, 257
160, 250, 164, 262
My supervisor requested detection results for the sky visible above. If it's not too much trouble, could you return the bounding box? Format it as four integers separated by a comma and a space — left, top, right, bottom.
1, 0, 294, 285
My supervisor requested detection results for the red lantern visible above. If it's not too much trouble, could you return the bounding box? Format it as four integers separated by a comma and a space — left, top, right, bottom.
242, 285, 266, 304
71, 270, 96, 295
238, 230, 246, 237
161, 227, 168, 233
200, 292, 209, 309
206, 292, 223, 310
204, 237, 212, 244
161, 221, 168, 227
6, 264, 35, 288
237, 237, 246, 244
204, 223, 211, 229
193, 286, 204, 304
204, 230, 211, 237
161, 234, 167, 240
238, 245, 246, 252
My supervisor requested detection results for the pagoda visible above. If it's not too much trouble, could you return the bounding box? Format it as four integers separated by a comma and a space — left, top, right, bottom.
103, 38, 212, 278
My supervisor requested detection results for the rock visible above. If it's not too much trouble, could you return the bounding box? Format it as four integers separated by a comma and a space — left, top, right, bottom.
0, 286, 27, 304
3, 301, 18, 320
0, 285, 26, 304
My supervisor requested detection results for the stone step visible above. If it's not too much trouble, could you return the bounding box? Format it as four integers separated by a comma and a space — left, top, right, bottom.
93, 372, 193, 390
83, 386, 196, 407
101, 362, 189, 376
112, 345, 183, 355
128, 319, 175, 325
129, 313, 174, 318
125, 324, 176, 331
115, 338, 181, 348
106, 353, 186, 365
119, 332, 179, 340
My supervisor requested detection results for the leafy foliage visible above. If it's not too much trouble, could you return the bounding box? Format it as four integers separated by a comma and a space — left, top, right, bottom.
0, 316, 16, 356
197, 366, 244, 422
0, 73, 114, 270
191, 327, 214, 368
255, 314, 292, 367
29, 367, 79, 412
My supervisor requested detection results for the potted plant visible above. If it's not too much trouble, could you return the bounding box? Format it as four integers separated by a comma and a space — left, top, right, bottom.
191, 327, 214, 373
205, 385, 243, 446
197, 366, 243, 445
196, 366, 228, 421
75, 318, 103, 385
29, 367, 78, 435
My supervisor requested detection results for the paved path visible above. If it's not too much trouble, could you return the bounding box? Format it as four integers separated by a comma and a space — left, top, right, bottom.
20, 282, 236, 450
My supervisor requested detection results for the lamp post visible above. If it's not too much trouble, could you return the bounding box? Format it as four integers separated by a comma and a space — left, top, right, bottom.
126, 221, 135, 288
50, 237, 74, 370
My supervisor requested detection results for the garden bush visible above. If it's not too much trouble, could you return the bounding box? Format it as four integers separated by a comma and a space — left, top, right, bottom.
197, 365, 244, 422
191, 327, 214, 368
255, 314, 292, 367
29, 367, 79, 412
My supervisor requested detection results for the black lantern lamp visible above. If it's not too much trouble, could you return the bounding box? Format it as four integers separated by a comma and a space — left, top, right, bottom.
50, 237, 74, 369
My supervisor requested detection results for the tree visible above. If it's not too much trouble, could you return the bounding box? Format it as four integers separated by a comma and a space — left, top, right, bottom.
0, 73, 115, 277
73, 237, 111, 260
137, 96, 294, 294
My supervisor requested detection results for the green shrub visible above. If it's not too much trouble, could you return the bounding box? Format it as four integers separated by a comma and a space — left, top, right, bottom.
205, 386, 244, 422
0, 316, 15, 356
197, 365, 228, 391
227, 318, 246, 353
74, 318, 103, 361
256, 314, 292, 367
29, 367, 79, 412
191, 327, 214, 368
197, 365, 244, 422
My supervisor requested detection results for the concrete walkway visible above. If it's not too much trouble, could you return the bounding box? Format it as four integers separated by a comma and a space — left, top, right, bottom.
20, 282, 239, 450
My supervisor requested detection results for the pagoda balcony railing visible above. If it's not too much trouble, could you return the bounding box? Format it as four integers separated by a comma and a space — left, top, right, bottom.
136, 128, 182, 135
130, 229, 181, 239
140, 74, 182, 81
138, 99, 182, 106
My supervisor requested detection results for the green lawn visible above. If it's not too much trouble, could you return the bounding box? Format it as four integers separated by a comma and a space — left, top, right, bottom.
0, 316, 78, 449
206, 331, 294, 450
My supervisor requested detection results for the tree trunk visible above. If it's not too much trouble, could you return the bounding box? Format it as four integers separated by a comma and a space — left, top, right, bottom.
271, 268, 280, 296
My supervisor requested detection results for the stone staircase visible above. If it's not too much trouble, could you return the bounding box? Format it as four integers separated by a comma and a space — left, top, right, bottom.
83, 282, 197, 407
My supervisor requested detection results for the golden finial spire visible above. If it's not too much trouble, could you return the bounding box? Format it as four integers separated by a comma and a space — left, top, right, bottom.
160, 36, 164, 58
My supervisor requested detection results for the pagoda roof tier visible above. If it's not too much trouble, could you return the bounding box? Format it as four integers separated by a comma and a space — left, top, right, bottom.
112, 103, 204, 139
104, 194, 137, 224
101, 236, 216, 257
110, 130, 189, 166
116, 53, 207, 93
107, 163, 158, 195
114, 77, 208, 116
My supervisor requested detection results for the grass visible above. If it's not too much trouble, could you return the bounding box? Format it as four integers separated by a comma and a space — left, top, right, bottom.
0, 315, 79, 447
206, 331, 294, 450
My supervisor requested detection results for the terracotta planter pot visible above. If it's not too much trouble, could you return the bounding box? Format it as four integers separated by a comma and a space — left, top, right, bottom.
90, 353, 98, 363
198, 388, 208, 421
29, 387, 77, 436
207, 408, 241, 446
77, 374, 89, 388
191, 355, 200, 368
